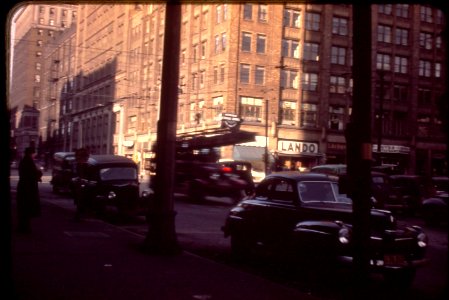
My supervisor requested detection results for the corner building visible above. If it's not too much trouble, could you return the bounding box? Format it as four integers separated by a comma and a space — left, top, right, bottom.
35, 3, 447, 176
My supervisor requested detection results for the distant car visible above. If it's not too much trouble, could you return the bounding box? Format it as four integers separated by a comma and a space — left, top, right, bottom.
389, 175, 428, 214
310, 164, 347, 176
71, 155, 150, 218
218, 160, 255, 194
421, 176, 449, 226
222, 172, 428, 286
50, 152, 76, 194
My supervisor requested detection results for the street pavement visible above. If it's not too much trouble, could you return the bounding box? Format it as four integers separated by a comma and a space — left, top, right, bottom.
10, 172, 319, 300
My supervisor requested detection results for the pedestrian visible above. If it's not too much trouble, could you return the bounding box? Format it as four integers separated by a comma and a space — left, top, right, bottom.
16, 147, 43, 233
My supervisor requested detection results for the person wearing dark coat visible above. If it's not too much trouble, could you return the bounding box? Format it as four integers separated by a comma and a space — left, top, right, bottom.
16, 147, 42, 233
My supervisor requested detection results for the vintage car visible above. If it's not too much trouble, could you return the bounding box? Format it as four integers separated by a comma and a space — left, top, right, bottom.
50, 152, 76, 194
222, 172, 428, 285
71, 154, 150, 218
421, 176, 449, 226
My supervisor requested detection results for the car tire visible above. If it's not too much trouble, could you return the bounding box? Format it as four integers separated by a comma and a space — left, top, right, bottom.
230, 232, 253, 259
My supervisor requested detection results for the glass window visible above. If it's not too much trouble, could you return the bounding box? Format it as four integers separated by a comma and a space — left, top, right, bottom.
329, 76, 346, 93
376, 53, 391, 71
329, 106, 344, 130
302, 73, 318, 91
298, 181, 336, 202
256, 34, 266, 53
240, 64, 250, 84
283, 8, 300, 28
395, 4, 409, 18
280, 101, 296, 125
300, 103, 317, 127
221, 33, 227, 51
243, 3, 252, 20
305, 12, 320, 31
304, 42, 319, 61
258, 4, 268, 22
419, 32, 433, 50
378, 4, 392, 15
420, 6, 433, 23
241, 32, 251, 52
100, 167, 137, 181
377, 25, 392, 43
331, 46, 346, 65
395, 28, 409, 46
394, 56, 408, 74
281, 70, 299, 89
418, 60, 431, 77
240, 96, 262, 122
332, 17, 348, 36
255, 66, 265, 85
393, 85, 408, 102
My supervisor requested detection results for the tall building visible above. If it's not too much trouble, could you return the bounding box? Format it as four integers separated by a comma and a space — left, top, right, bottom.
9, 3, 77, 159
10, 3, 447, 176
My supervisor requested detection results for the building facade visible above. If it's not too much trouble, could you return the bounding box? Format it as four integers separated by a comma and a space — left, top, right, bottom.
10, 3, 447, 176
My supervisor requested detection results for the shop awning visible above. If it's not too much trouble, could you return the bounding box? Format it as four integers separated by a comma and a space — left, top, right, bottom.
176, 129, 256, 150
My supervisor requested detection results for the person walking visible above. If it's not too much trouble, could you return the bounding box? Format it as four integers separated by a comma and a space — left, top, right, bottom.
16, 147, 42, 233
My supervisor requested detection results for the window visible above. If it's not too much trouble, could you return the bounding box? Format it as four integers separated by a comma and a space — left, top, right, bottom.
282, 39, 300, 59
376, 53, 391, 71
256, 34, 266, 54
329, 106, 344, 130
241, 32, 252, 52
305, 12, 320, 31
39, 18, 44, 25
243, 3, 252, 20
35, 75, 41, 83
395, 28, 408, 46
221, 33, 226, 51
302, 73, 318, 91
212, 96, 224, 118
420, 6, 433, 23
258, 4, 268, 22
378, 4, 392, 15
393, 85, 408, 102
418, 60, 431, 77
419, 32, 433, 50
220, 64, 225, 83
329, 76, 346, 93
38, 29, 43, 35
200, 70, 205, 88
283, 8, 300, 28
255, 66, 265, 85
35, 62, 41, 70
214, 35, 220, 54
216, 5, 222, 24
418, 88, 432, 106
332, 17, 348, 36
394, 56, 408, 74
280, 101, 296, 125
395, 4, 409, 18
435, 62, 441, 78
377, 25, 392, 43
213, 66, 218, 84
201, 40, 207, 58
240, 96, 262, 122
240, 64, 250, 84
300, 103, 317, 128
331, 46, 346, 65
304, 42, 319, 61
36, 51, 42, 57
49, 19, 55, 26
281, 69, 299, 89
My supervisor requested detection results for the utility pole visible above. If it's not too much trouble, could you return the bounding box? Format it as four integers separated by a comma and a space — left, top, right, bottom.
265, 98, 269, 175
346, 4, 372, 297
142, 1, 181, 255
377, 70, 385, 165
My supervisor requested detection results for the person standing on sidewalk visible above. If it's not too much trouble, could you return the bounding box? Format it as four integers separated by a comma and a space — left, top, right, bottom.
16, 147, 42, 233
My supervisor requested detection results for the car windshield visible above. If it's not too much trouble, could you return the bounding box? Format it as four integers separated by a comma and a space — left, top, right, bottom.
297, 181, 340, 203
99, 167, 137, 181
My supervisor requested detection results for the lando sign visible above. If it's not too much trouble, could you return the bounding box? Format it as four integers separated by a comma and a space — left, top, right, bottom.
278, 140, 318, 154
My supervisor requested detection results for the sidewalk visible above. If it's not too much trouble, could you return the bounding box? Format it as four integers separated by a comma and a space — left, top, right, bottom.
11, 194, 319, 300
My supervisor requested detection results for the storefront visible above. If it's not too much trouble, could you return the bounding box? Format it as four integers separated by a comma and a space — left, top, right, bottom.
275, 139, 324, 171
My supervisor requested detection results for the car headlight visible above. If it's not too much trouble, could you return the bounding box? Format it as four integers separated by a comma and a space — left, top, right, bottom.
338, 227, 351, 244
141, 190, 151, 198
107, 191, 117, 200
417, 232, 428, 248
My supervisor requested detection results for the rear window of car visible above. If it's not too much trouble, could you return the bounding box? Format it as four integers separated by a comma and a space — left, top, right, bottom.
99, 167, 137, 181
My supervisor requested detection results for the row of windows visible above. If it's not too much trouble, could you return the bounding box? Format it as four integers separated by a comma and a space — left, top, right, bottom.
377, 25, 443, 49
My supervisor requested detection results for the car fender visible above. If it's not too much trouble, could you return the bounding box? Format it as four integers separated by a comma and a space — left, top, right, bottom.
292, 220, 350, 256
422, 197, 446, 207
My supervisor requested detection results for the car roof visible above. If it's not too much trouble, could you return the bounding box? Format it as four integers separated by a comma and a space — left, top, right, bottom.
53, 152, 75, 159
264, 171, 334, 182
87, 155, 137, 166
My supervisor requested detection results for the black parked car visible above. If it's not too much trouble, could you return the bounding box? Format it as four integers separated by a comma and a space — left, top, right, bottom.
389, 175, 428, 214
222, 172, 428, 285
50, 152, 76, 194
71, 155, 150, 218
421, 176, 449, 226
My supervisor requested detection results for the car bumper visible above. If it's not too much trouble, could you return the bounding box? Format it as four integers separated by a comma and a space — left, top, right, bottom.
337, 255, 429, 271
